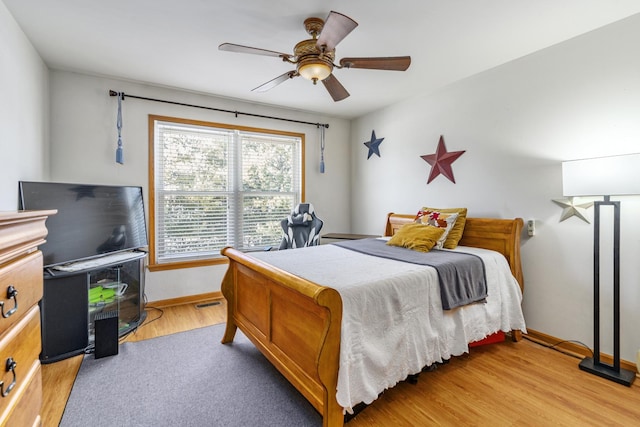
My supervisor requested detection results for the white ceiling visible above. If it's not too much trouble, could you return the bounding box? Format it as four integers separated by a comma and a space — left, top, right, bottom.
5, 0, 640, 119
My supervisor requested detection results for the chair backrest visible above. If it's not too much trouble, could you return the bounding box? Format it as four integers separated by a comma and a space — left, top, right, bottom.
279, 203, 323, 250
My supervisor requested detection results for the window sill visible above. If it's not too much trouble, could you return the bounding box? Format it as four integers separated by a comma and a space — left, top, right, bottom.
147, 257, 228, 272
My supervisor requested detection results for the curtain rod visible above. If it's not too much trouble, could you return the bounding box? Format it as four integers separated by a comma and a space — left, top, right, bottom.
108, 90, 329, 129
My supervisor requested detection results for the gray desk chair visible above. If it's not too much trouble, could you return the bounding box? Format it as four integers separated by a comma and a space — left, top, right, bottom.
278, 203, 323, 250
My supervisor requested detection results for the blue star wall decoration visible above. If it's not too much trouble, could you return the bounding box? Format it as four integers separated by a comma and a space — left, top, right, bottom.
420, 135, 465, 184
364, 130, 384, 159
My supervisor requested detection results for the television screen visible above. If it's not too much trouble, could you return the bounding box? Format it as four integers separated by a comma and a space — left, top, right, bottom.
19, 181, 148, 268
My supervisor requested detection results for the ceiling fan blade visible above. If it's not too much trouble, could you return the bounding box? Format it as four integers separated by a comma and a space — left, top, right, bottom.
339, 56, 411, 71
252, 71, 296, 92
322, 74, 350, 102
219, 43, 290, 59
316, 11, 358, 51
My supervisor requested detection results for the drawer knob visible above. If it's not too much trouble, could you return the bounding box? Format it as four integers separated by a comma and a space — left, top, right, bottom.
0, 357, 17, 398
0, 286, 18, 318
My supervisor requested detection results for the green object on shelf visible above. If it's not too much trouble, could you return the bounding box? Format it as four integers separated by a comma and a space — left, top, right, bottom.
89, 286, 116, 304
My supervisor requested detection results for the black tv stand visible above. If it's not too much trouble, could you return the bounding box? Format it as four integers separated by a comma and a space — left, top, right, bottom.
39, 251, 147, 363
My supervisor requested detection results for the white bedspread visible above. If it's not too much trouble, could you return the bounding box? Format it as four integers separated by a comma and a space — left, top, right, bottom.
249, 243, 526, 413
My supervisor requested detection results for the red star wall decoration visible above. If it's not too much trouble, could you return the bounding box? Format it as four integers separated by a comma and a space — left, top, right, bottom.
420, 135, 465, 184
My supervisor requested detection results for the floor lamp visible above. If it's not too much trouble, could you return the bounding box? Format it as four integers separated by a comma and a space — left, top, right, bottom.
562, 153, 640, 386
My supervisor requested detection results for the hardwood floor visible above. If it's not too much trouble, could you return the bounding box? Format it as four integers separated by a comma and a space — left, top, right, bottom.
348, 341, 640, 426
42, 299, 640, 426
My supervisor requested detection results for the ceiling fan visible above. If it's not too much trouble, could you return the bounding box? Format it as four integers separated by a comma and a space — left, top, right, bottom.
219, 11, 411, 102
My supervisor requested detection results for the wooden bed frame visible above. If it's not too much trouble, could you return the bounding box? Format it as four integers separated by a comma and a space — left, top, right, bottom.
220, 213, 524, 427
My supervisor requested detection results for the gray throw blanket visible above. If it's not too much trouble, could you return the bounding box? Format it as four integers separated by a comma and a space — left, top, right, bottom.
333, 238, 487, 310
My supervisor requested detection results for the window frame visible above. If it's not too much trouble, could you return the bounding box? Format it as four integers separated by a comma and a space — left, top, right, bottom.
147, 115, 305, 271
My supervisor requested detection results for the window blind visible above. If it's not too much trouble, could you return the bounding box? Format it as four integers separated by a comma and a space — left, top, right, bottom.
153, 118, 302, 264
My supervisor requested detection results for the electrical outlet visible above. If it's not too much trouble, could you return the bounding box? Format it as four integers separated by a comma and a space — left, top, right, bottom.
527, 219, 536, 237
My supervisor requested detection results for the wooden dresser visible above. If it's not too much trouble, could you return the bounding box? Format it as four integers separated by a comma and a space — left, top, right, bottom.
0, 211, 55, 427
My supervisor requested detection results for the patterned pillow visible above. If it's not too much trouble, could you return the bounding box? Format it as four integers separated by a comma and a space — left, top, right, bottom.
386, 223, 445, 252
420, 207, 468, 249
414, 210, 459, 249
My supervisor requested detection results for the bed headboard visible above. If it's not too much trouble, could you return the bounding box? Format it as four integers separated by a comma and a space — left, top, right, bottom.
384, 213, 524, 291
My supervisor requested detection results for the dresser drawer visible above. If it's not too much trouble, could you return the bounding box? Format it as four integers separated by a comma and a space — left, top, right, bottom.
0, 252, 43, 336
0, 363, 41, 427
0, 306, 41, 421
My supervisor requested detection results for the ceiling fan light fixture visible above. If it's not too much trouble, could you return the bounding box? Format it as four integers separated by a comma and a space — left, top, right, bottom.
219, 11, 409, 100
298, 61, 332, 83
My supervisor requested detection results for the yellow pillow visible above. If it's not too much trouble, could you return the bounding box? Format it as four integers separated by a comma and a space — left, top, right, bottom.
386, 223, 445, 252
421, 207, 468, 249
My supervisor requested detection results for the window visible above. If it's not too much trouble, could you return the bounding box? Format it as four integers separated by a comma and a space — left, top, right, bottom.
148, 115, 304, 270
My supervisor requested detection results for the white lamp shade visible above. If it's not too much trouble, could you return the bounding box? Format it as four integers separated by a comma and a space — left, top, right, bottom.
562, 153, 640, 196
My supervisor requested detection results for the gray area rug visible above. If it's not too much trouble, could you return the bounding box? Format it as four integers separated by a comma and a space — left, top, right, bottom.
60, 323, 321, 426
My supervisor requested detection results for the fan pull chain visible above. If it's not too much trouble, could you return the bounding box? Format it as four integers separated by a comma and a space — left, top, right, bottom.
319, 125, 326, 173
115, 92, 124, 164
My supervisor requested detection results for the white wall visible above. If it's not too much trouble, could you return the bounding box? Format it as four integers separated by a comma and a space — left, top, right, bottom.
0, 1, 49, 209
48, 71, 351, 302
350, 14, 640, 362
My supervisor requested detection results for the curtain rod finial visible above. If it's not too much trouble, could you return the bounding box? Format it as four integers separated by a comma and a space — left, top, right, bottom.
109, 90, 124, 100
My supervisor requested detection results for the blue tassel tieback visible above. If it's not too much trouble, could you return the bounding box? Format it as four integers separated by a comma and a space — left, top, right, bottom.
116, 138, 123, 164
116, 93, 124, 164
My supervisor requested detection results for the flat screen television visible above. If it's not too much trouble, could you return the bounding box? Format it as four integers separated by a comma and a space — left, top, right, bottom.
19, 181, 148, 268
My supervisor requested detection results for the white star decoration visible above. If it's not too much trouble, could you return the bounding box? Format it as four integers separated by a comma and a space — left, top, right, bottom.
552, 197, 594, 223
